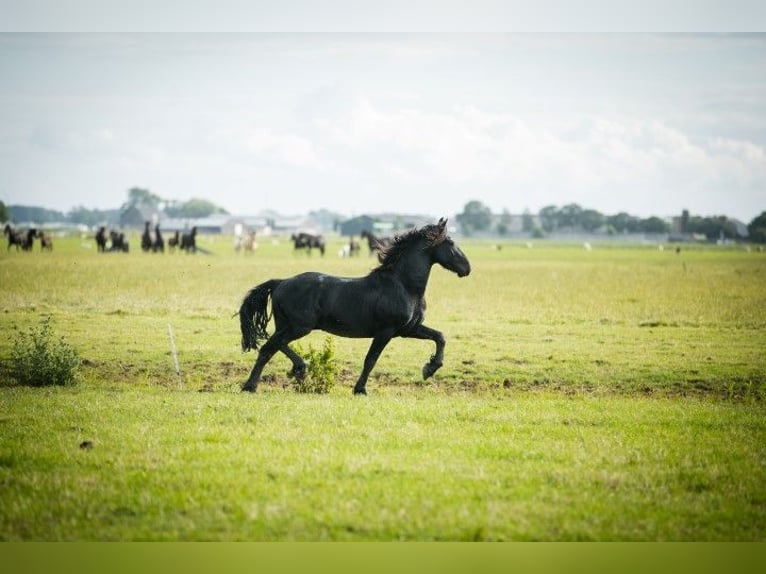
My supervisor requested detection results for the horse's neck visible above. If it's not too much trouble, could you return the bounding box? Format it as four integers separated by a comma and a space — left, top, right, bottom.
392, 249, 433, 296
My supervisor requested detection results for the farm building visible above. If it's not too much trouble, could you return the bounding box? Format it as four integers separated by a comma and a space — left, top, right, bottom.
339, 214, 433, 237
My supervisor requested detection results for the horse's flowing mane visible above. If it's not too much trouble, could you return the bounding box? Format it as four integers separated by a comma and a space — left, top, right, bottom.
374, 221, 448, 271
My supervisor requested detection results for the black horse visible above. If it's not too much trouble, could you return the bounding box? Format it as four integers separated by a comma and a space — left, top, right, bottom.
239, 218, 471, 395
141, 221, 153, 252
360, 229, 393, 256
291, 232, 326, 256
167, 230, 180, 252
153, 224, 164, 253
109, 231, 129, 252
4, 224, 28, 251
95, 226, 108, 252
180, 227, 197, 253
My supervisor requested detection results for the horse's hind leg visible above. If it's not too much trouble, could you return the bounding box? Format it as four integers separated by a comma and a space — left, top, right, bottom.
281, 344, 307, 381
242, 328, 310, 392
403, 325, 446, 380
242, 331, 287, 392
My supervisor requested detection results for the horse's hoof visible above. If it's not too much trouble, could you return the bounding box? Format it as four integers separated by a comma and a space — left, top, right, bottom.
288, 366, 307, 381
353, 388, 367, 396
241, 384, 257, 393
422, 361, 442, 380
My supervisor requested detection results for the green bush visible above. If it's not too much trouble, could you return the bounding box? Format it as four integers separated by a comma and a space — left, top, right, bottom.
11, 317, 80, 387
292, 337, 337, 394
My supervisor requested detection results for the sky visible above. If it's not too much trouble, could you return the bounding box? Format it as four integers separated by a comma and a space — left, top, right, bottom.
1, 30, 765, 221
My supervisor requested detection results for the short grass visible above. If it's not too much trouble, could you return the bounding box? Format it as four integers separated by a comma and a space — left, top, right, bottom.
0, 233, 764, 540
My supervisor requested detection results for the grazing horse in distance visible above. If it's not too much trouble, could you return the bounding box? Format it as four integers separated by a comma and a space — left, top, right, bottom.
22, 229, 37, 251
4, 224, 26, 251
167, 230, 180, 252
291, 232, 326, 256
239, 218, 471, 395
141, 221, 153, 252
39, 231, 53, 252
95, 227, 109, 252
338, 236, 361, 257
153, 224, 164, 253
180, 226, 197, 253
360, 229, 393, 257
109, 231, 129, 252
242, 230, 257, 253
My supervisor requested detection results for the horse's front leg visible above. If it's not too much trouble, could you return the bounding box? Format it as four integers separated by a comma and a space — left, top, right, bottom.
403, 324, 446, 380
353, 331, 395, 395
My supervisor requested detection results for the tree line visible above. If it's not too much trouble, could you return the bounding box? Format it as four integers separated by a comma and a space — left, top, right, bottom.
456, 200, 766, 242
2, 190, 765, 243
1, 187, 228, 228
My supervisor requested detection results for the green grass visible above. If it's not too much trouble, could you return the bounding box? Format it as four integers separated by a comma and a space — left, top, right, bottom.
0, 234, 765, 540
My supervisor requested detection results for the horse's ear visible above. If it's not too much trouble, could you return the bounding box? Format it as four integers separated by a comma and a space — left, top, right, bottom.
438, 218, 447, 231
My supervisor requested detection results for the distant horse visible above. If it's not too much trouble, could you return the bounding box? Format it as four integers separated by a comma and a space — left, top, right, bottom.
141, 221, 153, 252
23, 229, 37, 251
349, 236, 360, 257
242, 230, 257, 253
239, 218, 471, 395
291, 232, 325, 256
180, 226, 197, 253
39, 231, 53, 252
360, 229, 393, 257
167, 231, 180, 252
4, 224, 27, 251
153, 224, 164, 253
109, 231, 129, 252
95, 227, 108, 252
338, 236, 361, 257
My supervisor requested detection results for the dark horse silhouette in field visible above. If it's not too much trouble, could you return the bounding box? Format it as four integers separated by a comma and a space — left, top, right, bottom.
141, 221, 153, 252
360, 229, 393, 257
239, 218, 471, 395
152, 224, 164, 252
167, 230, 180, 252
4, 224, 33, 251
95, 226, 109, 252
180, 227, 197, 253
291, 232, 326, 256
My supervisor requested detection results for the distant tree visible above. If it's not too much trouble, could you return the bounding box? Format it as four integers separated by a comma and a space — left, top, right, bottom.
496, 209, 512, 235
456, 200, 492, 235
0, 200, 9, 222
606, 212, 638, 233
558, 203, 583, 230
123, 187, 162, 211
538, 205, 559, 233
580, 209, 605, 232
639, 216, 670, 234
748, 212, 766, 243
68, 206, 120, 227
521, 209, 535, 233
686, 215, 737, 241
163, 198, 228, 218
8, 205, 66, 223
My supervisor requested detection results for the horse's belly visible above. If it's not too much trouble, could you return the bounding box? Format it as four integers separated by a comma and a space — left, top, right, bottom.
317, 316, 375, 338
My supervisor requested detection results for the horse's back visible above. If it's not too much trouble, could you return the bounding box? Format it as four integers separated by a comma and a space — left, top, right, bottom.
270, 271, 416, 338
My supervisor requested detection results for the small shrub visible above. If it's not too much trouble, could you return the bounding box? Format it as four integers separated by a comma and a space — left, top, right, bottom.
292, 337, 337, 394
10, 317, 80, 387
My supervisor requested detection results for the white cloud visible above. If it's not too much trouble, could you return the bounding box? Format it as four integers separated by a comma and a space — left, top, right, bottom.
246, 128, 323, 170
309, 96, 766, 216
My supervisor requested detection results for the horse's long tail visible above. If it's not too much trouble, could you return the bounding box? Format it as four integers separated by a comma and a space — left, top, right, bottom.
239, 279, 281, 352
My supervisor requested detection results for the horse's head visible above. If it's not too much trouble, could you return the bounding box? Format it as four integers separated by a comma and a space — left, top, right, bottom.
429, 218, 471, 278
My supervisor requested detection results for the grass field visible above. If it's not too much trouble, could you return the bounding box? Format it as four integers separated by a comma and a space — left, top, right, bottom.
0, 232, 764, 540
